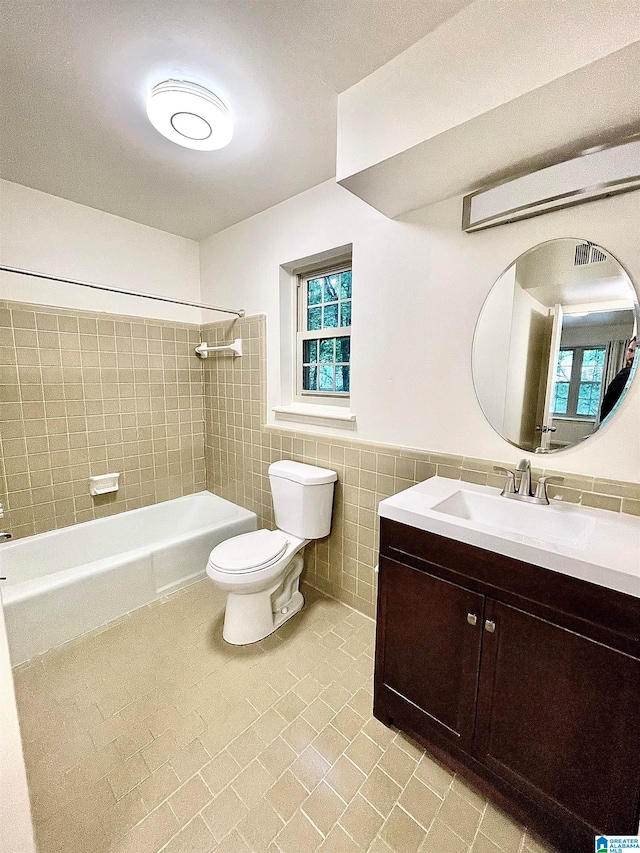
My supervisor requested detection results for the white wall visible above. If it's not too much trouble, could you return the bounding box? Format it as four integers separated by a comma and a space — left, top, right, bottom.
337, 0, 640, 179
561, 321, 635, 348
199, 179, 640, 483
0, 180, 202, 324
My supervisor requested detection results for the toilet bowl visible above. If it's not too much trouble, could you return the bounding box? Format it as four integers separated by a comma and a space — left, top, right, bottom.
206, 461, 337, 645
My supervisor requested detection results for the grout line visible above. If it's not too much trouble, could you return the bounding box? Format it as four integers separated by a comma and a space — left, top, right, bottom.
468, 799, 489, 852
17, 580, 550, 853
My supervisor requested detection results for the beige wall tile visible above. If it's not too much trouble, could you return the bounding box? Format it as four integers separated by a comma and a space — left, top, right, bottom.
1, 301, 205, 539
3, 306, 636, 624
621, 497, 640, 516
580, 491, 622, 512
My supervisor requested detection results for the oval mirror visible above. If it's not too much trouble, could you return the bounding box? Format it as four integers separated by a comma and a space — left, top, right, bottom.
472, 238, 638, 453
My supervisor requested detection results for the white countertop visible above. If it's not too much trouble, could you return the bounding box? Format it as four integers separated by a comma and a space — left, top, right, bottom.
0, 590, 36, 853
378, 477, 640, 600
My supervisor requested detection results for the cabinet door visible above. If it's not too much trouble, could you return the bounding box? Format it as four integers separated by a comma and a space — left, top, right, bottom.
377, 556, 485, 747
475, 600, 640, 835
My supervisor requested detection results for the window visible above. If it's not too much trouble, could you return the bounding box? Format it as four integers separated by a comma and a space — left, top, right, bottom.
552, 346, 606, 418
297, 264, 351, 398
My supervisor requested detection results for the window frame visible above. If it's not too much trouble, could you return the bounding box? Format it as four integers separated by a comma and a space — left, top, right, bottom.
552, 344, 607, 420
295, 261, 352, 403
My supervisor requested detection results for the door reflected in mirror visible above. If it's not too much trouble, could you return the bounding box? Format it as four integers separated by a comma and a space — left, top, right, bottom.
473, 238, 638, 453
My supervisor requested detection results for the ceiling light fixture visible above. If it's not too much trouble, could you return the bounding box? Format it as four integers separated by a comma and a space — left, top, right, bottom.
146, 80, 233, 151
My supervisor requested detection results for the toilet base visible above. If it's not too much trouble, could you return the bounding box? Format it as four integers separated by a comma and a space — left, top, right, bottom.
222, 553, 305, 645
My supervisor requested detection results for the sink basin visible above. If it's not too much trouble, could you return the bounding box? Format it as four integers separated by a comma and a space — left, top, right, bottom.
431, 489, 595, 550
378, 477, 640, 599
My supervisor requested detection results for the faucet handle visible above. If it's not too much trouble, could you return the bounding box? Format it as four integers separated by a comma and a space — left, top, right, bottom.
534, 476, 564, 503
493, 466, 517, 495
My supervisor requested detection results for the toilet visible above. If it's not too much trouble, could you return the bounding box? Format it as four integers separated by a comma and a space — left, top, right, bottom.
206, 460, 337, 645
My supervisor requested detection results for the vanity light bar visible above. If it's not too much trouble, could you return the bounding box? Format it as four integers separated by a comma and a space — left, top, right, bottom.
462, 137, 640, 232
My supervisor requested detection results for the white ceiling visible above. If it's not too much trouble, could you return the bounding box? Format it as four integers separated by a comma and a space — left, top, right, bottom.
0, 0, 471, 240
518, 239, 636, 308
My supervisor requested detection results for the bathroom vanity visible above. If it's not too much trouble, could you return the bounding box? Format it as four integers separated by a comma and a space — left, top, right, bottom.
375, 477, 640, 853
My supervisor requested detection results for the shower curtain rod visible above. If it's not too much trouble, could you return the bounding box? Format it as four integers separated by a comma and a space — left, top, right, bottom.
0, 264, 245, 318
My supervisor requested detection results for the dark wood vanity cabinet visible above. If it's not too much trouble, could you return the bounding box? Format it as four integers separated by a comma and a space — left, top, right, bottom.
380, 557, 485, 748
375, 519, 640, 853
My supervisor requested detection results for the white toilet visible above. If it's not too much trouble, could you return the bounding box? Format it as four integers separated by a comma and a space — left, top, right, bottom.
206, 460, 337, 645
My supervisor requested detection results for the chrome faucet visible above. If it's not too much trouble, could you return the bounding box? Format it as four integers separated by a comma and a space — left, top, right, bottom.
492, 466, 517, 496
516, 458, 532, 497
0, 502, 10, 541
493, 460, 564, 505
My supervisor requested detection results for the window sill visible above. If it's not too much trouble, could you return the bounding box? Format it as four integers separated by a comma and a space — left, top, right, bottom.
272, 404, 357, 430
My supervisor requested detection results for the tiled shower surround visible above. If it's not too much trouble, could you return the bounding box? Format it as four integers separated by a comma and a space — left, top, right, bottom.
1, 303, 639, 616
0, 300, 205, 539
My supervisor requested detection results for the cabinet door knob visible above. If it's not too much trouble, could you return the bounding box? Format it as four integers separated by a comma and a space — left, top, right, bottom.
485, 620, 496, 633
467, 613, 477, 626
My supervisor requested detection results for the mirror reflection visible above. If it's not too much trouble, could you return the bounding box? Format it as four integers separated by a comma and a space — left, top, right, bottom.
473, 238, 638, 453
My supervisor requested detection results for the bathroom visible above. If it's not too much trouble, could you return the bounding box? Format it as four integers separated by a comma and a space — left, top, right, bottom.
1, 2, 639, 852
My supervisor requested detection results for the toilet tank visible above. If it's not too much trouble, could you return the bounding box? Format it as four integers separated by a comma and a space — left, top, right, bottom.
269, 461, 337, 539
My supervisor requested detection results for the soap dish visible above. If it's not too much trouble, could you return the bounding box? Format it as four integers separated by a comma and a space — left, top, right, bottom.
89, 473, 120, 496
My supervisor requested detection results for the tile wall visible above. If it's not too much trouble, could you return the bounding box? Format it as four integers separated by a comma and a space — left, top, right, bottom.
1, 304, 638, 616
0, 301, 205, 539
203, 315, 640, 619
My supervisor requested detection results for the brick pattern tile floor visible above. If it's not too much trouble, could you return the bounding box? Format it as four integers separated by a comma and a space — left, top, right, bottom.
12, 580, 557, 853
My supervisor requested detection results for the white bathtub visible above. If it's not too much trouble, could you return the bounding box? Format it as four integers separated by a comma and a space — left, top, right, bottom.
0, 491, 257, 665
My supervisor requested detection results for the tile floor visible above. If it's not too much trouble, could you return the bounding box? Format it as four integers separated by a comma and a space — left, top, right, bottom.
13, 580, 557, 853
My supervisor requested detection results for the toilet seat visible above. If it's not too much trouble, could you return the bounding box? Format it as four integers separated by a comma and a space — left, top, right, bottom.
209, 529, 289, 574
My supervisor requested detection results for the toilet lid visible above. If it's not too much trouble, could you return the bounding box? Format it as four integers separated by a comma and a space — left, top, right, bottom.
209, 529, 289, 573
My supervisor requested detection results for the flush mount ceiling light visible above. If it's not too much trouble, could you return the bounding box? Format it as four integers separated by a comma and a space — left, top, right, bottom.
146, 80, 233, 151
